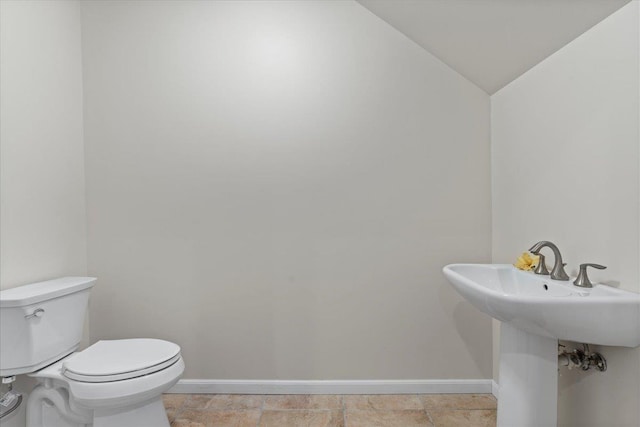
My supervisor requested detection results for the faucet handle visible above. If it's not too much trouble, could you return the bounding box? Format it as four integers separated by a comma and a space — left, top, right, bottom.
573, 263, 606, 288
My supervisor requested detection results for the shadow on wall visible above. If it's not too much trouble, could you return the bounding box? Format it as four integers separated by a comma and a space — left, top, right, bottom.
438, 283, 492, 378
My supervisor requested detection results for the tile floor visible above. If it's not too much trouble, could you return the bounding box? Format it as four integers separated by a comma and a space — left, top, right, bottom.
163, 393, 497, 427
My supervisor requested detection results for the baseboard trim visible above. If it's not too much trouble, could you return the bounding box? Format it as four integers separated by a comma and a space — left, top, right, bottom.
491, 380, 499, 399
168, 379, 494, 395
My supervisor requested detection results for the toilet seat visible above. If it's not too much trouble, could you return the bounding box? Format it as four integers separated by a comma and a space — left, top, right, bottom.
62, 338, 181, 383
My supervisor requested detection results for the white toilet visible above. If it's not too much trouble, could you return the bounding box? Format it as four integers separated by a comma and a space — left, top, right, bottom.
0, 277, 185, 427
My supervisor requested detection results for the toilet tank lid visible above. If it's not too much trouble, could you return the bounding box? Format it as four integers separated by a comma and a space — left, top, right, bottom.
0, 277, 96, 308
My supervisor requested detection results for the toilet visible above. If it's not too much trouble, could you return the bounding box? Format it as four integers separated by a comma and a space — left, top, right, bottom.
0, 277, 184, 427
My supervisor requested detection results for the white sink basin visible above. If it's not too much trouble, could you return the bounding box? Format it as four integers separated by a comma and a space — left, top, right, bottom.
443, 263, 640, 427
443, 263, 640, 347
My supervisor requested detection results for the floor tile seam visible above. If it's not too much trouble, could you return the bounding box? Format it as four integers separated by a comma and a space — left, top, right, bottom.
180, 395, 210, 411
171, 407, 182, 422
417, 393, 436, 427
183, 408, 262, 412
425, 407, 498, 411
167, 409, 176, 425
170, 395, 193, 420
255, 401, 263, 427
344, 408, 427, 412
261, 408, 343, 412
262, 408, 344, 412
205, 406, 262, 411
424, 407, 435, 427
176, 408, 262, 416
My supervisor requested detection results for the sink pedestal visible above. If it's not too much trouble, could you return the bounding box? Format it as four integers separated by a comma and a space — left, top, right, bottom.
497, 323, 558, 427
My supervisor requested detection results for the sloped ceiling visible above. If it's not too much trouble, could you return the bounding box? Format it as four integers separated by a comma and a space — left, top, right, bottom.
357, 0, 630, 94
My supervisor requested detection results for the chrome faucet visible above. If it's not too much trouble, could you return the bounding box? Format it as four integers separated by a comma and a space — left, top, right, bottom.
529, 241, 570, 281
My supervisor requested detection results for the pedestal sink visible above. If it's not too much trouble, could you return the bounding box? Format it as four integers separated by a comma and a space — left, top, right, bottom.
443, 264, 640, 427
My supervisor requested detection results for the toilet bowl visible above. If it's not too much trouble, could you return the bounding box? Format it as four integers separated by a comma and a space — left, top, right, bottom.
27, 339, 184, 427
0, 277, 185, 427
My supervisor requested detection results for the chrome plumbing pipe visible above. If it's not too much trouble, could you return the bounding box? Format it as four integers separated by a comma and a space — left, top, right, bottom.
558, 343, 607, 372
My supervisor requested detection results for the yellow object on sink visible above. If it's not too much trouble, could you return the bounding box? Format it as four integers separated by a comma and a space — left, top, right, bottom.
514, 252, 540, 271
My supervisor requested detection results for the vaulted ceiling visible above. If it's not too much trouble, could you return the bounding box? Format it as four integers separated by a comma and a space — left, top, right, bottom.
357, 0, 631, 94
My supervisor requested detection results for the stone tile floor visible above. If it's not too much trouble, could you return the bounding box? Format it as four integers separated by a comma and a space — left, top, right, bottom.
163, 393, 497, 427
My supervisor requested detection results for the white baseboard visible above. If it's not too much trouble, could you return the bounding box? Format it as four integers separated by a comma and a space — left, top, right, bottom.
168, 379, 494, 395
491, 380, 499, 399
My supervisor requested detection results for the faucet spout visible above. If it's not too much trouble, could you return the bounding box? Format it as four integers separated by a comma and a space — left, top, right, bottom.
529, 241, 570, 281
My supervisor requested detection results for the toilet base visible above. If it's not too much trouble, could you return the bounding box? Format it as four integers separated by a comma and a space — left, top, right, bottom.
93, 397, 169, 427
27, 385, 170, 427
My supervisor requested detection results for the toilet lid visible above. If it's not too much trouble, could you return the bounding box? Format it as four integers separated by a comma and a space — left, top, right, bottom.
62, 339, 181, 383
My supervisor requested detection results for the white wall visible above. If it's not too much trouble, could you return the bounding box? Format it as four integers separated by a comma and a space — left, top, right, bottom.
0, 0, 86, 423
81, 0, 492, 380
0, 0, 86, 291
492, 2, 640, 426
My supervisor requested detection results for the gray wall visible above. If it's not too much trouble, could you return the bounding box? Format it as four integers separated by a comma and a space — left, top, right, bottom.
81, 0, 492, 380
0, 0, 86, 290
492, 2, 640, 425
0, 0, 87, 421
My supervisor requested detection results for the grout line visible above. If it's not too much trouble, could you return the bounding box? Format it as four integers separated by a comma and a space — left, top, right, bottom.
253, 408, 344, 412
171, 394, 189, 421
342, 394, 347, 427
255, 394, 265, 427
426, 408, 436, 427
418, 393, 436, 427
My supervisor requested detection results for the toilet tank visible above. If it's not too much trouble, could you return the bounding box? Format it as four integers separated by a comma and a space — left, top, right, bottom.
0, 277, 96, 377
